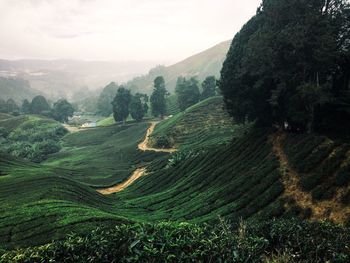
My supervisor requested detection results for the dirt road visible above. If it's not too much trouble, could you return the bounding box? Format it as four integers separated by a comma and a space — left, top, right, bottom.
97, 121, 176, 195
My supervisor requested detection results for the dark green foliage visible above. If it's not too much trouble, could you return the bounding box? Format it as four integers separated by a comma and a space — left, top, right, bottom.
21, 99, 31, 114
97, 82, 118, 116
150, 76, 167, 117
30, 95, 51, 115
4, 99, 19, 114
335, 164, 350, 187
165, 95, 180, 115
0, 77, 38, 103
201, 75, 217, 100
220, 0, 350, 131
0, 99, 7, 113
0, 116, 67, 162
52, 99, 74, 123
0, 98, 19, 114
175, 77, 200, 111
2, 220, 349, 263
152, 134, 172, 148
129, 93, 148, 122
112, 86, 131, 123
150, 97, 241, 149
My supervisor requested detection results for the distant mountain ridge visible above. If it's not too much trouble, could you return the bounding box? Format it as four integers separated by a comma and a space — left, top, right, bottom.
127, 40, 231, 93
0, 40, 231, 100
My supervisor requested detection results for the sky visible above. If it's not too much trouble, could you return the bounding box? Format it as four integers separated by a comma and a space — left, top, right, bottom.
0, 0, 261, 63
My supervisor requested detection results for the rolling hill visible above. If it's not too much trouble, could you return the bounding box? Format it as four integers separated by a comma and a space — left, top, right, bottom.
0, 77, 41, 103
1, 97, 349, 254
127, 40, 231, 94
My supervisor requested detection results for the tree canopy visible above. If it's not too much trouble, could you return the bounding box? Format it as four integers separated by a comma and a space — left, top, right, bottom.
52, 99, 75, 123
201, 76, 217, 100
30, 95, 51, 115
175, 77, 200, 111
97, 82, 119, 116
112, 86, 132, 123
130, 93, 148, 122
150, 76, 167, 118
220, 0, 350, 133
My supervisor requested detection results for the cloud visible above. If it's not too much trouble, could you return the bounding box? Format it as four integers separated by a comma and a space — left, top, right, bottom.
0, 0, 262, 62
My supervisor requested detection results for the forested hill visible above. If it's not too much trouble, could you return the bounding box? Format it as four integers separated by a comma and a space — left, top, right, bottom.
127, 40, 231, 94
0, 77, 41, 103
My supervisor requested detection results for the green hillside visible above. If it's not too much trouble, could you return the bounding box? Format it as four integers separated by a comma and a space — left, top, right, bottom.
0, 115, 67, 162
44, 123, 165, 187
0, 99, 349, 262
127, 40, 231, 94
149, 96, 248, 149
0, 77, 40, 103
0, 154, 129, 248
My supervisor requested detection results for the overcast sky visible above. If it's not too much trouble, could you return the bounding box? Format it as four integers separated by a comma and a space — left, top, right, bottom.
0, 0, 261, 63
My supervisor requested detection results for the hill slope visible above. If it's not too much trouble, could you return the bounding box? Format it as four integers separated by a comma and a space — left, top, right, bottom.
127, 40, 231, 94
0, 77, 40, 103
1, 99, 350, 249
149, 96, 248, 149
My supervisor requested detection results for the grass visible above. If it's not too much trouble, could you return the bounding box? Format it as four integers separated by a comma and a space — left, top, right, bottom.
96, 116, 115, 126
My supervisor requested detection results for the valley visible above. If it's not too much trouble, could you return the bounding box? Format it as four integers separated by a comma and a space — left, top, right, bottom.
1, 0, 350, 261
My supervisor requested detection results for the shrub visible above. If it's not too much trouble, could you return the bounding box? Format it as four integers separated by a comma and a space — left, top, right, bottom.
1, 220, 349, 263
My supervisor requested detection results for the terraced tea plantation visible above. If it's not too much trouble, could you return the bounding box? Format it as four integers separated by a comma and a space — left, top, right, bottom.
1, 98, 350, 261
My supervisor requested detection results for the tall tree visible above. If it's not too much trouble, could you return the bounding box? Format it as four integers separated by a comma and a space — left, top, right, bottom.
201, 76, 217, 100
97, 82, 119, 116
130, 93, 148, 122
112, 86, 132, 123
0, 99, 6, 113
175, 77, 200, 111
220, 0, 350, 132
5, 99, 19, 113
150, 76, 167, 118
52, 99, 75, 123
21, 99, 31, 114
30, 95, 51, 115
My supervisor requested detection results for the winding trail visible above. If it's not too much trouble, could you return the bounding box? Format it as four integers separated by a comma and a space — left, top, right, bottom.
272, 132, 350, 224
138, 121, 176, 153
97, 121, 176, 195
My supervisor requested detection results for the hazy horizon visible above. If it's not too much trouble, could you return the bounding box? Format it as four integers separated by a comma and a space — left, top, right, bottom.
0, 0, 261, 64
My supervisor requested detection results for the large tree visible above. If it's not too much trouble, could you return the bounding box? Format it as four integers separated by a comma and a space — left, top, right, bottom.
112, 86, 132, 123
150, 76, 167, 118
30, 95, 51, 115
130, 93, 148, 122
21, 99, 31, 114
220, 0, 350, 132
175, 77, 200, 111
52, 99, 75, 123
5, 99, 19, 114
201, 76, 217, 100
97, 82, 119, 116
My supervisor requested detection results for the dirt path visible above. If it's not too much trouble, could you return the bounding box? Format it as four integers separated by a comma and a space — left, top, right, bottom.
63, 124, 81, 133
272, 132, 350, 224
97, 121, 176, 195
96, 168, 146, 195
138, 121, 176, 153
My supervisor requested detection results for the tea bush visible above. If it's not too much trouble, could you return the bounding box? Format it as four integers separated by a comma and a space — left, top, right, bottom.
1, 219, 349, 263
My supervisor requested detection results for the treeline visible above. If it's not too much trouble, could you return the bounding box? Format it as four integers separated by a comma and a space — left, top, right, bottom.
220, 0, 350, 134
96, 75, 218, 123
0, 96, 75, 123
